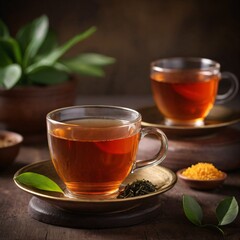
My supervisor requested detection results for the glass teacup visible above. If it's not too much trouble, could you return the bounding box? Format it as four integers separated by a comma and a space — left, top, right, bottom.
151, 57, 239, 126
47, 105, 168, 198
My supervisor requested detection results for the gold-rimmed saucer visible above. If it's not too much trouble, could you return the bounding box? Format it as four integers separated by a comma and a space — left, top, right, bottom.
138, 105, 240, 137
14, 160, 177, 213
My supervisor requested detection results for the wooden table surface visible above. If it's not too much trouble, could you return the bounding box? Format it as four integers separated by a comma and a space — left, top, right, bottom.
1, 95, 240, 240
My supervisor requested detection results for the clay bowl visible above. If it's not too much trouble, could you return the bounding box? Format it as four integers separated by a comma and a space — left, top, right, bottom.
177, 168, 227, 190
0, 130, 23, 169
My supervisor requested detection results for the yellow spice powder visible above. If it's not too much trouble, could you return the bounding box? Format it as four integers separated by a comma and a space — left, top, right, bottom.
182, 163, 224, 180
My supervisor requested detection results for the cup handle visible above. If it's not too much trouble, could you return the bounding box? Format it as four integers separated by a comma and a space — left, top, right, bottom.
216, 72, 239, 104
132, 127, 168, 172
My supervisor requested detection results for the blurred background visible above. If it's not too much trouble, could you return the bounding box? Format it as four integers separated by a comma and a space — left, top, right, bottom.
1, 0, 239, 96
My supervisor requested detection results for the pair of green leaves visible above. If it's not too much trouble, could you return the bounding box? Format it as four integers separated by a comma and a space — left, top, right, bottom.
183, 195, 239, 235
0, 15, 115, 89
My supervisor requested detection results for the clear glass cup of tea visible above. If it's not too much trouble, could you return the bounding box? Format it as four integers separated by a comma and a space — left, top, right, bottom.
46, 105, 168, 198
151, 57, 239, 126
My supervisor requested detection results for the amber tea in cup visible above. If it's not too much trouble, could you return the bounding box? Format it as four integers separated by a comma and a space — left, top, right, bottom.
47, 105, 168, 198
151, 57, 239, 126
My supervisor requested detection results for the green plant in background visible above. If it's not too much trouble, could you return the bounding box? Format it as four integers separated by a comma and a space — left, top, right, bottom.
183, 195, 239, 235
0, 15, 115, 89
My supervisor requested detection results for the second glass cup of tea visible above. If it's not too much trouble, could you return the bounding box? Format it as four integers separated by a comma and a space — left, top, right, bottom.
151, 57, 239, 126
47, 105, 168, 198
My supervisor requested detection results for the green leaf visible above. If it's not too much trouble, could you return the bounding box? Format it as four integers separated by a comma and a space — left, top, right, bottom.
0, 45, 13, 67
0, 38, 22, 64
37, 29, 58, 56
0, 64, 21, 89
183, 195, 203, 226
61, 53, 115, 77
15, 172, 64, 193
0, 19, 10, 38
16, 21, 33, 51
28, 65, 68, 85
216, 197, 239, 226
26, 26, 97, 73
62, 61, 105, 77
66, 53, 116, 66
53, 62, 71, 73
16, 15, 49, 67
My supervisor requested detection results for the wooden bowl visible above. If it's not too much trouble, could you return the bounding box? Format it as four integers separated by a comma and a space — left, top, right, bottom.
177, 168, 227, 190
0, 130, 23, 169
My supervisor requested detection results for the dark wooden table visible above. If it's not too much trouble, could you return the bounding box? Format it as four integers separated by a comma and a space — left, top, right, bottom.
1, 95, 240, 240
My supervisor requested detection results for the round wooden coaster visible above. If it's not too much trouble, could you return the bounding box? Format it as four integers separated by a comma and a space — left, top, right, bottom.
28, 197, 161, 229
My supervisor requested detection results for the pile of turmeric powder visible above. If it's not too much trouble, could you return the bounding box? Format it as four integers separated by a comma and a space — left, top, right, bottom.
182, 163, 225, 180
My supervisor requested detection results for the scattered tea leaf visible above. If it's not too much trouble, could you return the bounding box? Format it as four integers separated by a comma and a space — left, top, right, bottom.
183, 195, 203, 226
183, 195, 239, 235
216, 196, 239, 226
15, 172, 63, 193
117, 179, 158, 198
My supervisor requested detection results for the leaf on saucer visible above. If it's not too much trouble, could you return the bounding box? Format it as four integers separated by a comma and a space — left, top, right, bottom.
15, 172, 64, 193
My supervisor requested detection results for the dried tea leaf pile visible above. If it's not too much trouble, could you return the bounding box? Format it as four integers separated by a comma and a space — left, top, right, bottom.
117, 179, 158, 198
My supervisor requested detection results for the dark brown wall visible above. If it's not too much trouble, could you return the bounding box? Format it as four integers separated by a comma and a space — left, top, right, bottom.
1, 0, 239, 95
